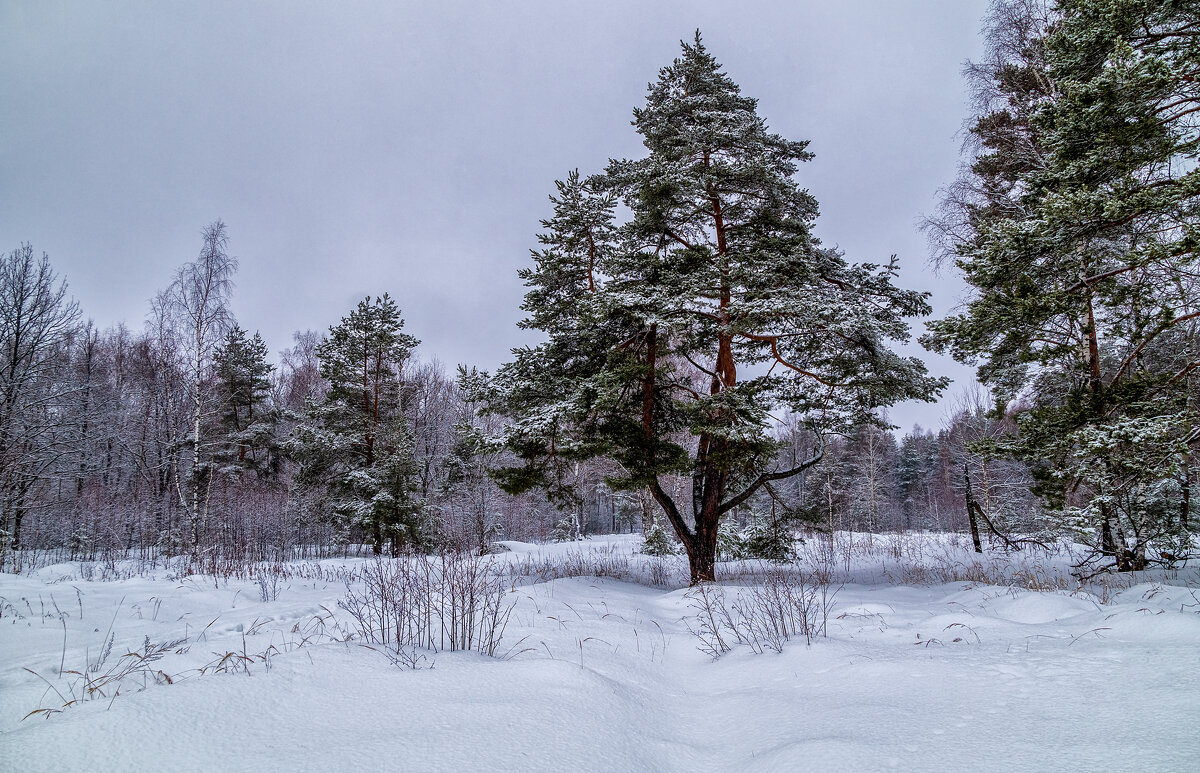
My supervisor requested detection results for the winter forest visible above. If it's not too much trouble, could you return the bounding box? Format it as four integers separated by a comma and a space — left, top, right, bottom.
3, 1, 1199, 771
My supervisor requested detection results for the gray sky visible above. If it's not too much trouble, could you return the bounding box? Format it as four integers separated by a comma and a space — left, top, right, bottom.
1, 0, 988, 434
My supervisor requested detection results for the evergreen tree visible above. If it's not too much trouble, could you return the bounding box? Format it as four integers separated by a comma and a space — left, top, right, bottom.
641, 520, 679, 556
294, 295, 423, 555
485, 34, 945, 583
925, 0, 1200, 570
368, 415, 427, 552
739, 509, 795, 562
212, 326, 279, 476
897, 428, 938, 530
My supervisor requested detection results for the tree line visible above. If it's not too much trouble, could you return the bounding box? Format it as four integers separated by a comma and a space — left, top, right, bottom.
0, 229, 1037, 570
3, 1, 1197, 581
0, 227, 558, 567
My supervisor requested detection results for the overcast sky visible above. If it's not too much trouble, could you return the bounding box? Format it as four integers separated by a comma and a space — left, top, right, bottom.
1, 0, 989, 434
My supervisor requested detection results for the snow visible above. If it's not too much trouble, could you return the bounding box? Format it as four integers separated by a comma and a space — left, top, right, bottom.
2, 535, 1198, 772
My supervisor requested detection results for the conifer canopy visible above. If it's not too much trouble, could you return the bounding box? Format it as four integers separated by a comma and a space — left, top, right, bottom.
482, 33, 946, 583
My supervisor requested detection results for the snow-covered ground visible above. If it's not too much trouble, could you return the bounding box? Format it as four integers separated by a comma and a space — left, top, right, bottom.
2, 534, 1198, 772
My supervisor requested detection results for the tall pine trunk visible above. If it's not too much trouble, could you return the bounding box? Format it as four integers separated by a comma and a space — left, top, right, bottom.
1084, 292, 1128, 568
682, 521, 718, 585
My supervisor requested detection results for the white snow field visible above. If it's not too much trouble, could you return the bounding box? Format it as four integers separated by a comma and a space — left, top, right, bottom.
2, 534, 1198, 773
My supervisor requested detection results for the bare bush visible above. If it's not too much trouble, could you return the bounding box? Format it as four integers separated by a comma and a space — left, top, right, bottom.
685, 582, 735, 658
686, 566, 839, 658
508, 545, 688, 588
509, 544, 635, 583
339, 551, 517, 658
646, 557, 675, 587
256, 569, 283, 602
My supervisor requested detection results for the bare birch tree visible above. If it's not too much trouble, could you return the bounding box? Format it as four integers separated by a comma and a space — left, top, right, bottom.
164, 221, 237, 557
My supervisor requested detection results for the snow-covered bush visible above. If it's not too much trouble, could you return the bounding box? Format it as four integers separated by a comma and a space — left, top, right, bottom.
640, 522, 678, 556
717, 514, 795, 562
740, 519, 795, 563
716, 519, 745, 560
551, 512, 582, 543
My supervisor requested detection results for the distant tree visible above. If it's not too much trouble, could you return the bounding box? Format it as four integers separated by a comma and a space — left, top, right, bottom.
484, 34, 945, 583
405, 360, 457, 505
141, 295, 192, 553
0, 244, 80, 553
294, 295, 423, 555
843, 423, 901, 533
162, 221, 237, 556
278, 329, 326, 413
897, 427, 939, 530
212, 325, 279, 476
440, 366, 508, 554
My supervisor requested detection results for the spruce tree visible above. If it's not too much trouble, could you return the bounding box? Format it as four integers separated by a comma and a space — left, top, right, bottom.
294, 295, 423, 555
212, 326, 279, 476
485, 34, 945, 583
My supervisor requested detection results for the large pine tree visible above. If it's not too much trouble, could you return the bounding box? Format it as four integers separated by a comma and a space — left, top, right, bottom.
485, 34, 945, 583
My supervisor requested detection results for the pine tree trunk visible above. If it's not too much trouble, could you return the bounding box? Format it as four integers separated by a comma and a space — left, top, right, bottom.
1181, 453, 1191, 534
644, 451, 723, 584
1085, 295, 1123, 565
1102, 486, 1130, 570
683, 519, 718, 585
